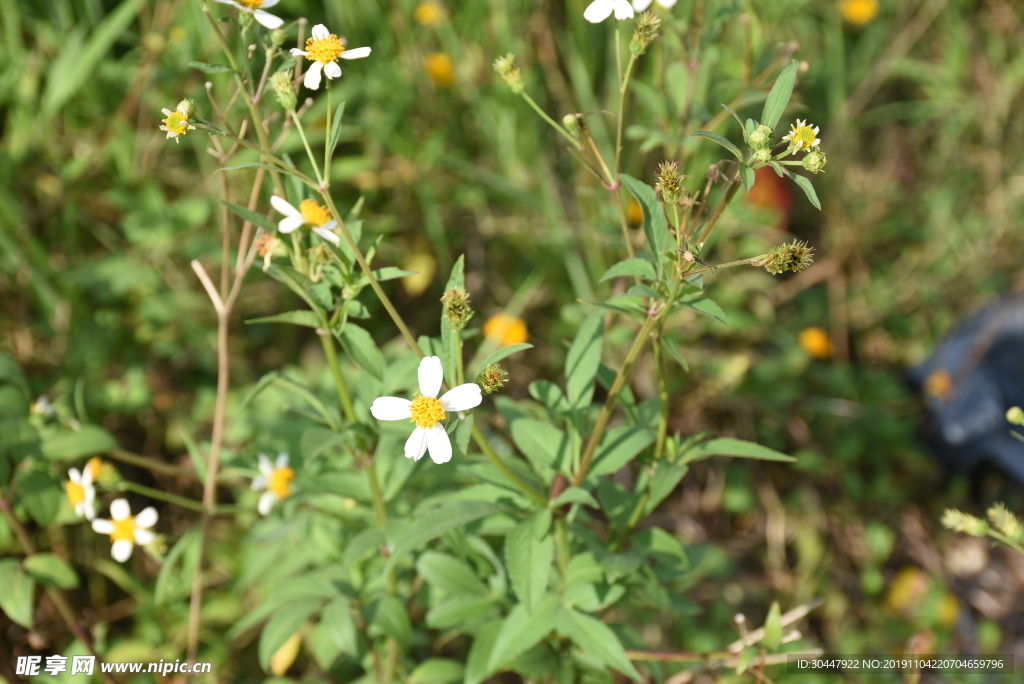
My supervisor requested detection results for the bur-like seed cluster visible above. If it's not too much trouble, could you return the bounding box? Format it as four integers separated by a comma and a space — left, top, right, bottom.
270, 70, 297, 111
987, 503, 1024, 541
748, 124, 773, 150
493, 53, 523, 94
763, 240, 815, 275
803, 150, 827, 174
477, 363, 508, 395
942, 509, 988, 537
441, 288, 473, 330
630, 11, 661, 56
655, 161, 684, 204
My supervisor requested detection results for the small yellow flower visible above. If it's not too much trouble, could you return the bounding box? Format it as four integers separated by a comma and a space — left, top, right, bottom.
270, 632, 302, 676
425, 53, 455, 88
781, 119, 821, 152
840, 0, 879, 27
252, 453, 295, 515
270, 195, 340, 245
414, 1, 444, 26
626, 199, 644, 225
91, 498, 158, 563
798, 327, 832, 359
65, 468, 96, 520
290, 24, 371, 90
484, 312, 529, 347
924, 369, 952, 399
159, 108, 195, 143
401, 251, 437, 297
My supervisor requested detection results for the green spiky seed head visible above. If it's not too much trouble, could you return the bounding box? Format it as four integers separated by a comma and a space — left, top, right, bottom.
630, 11, 661, 56
655, 160, 684, 204
441, 288, 473, 330
803, 150, 827, 174
763, 240, 815, 275
477, 364, 508, 395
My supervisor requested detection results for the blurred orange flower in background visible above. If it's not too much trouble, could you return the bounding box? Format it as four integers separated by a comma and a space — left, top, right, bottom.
484, 313, 528, 346
840, 0, 879, 26
425, 53, 455, 88
799, 327, 833, 359
414, 2, 444, 26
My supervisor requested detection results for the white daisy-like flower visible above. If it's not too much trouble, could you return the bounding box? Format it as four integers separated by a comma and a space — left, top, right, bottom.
269, 195, 340, 245
91, 498, 158, 563
781, 119, 821, 151
159, 108, 195, 143
584, 0, 635, 22
65, 467, 96, 521
251, 453, 295, 516
290, 24, 371, 90
212, 0, 284, 30
370, 356, 483, 464
632, 0, 676, 10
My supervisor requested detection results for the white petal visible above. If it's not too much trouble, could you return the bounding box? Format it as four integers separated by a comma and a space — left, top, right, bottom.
584, 0, 613, 22
258, 453, 274, 476
81, 467, 93, 486
261, 0, 280, 6
313, 226, 341, 245
68, 468, 82, 484
111, 539, 134, 563
632, 0, 653, 10
418, 356, 444, 398
258, 491, 277, 516
304, 61, 323, 90
276, 453, 290, 469
613, 0, 635, 19
253, 10, 284, 29
426, 425, 453, 464
323, 61, 342, 79
251, 475, 267, 491
270, 195, 300, 217
161, 108, 173, 116
134, 507, 158, 529
404, 427, 429, 461
311, 24, 330, 40
211, 0, 232, 4
657, 0, 677, 5
290, 48, 308, 57
92, 519, 114, 535
83, 503, 95, 521
440, 383, 483, 412
278, 214, 306, 234
134, 529, 155, 545
340, 47, 371, 60
371, 397, 412, 420
110, 498, 131, 521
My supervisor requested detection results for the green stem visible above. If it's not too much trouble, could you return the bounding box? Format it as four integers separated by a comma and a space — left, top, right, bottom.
324, 81, 332, 186
652, 337, 670, 462
118, 480, 206, 513
320, 330, 356, 423
365, 460, 389, 528
520, 92, 579, 147
682, 255, 766, 278
455, 331, 465, 386
694, 173, 742, 246
555, 519, 570, 575
614, 54, 637, 176
472, 424, 548, 506
990, 531, 1024, 556
291, 111, 325, 186
573, 312, 659, 487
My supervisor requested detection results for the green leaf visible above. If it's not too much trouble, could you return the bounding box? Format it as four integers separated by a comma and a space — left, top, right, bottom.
565, 553, 604, 587
475, 343, 534, 377
464, 620, 503, 684
599, 258, 657, 282
0, 559, 34, 628
221, 201, 278, 234
246, 310, 321, 328
511, 419, 568, 471
721, 103, 747, 139
155, 528, 200, 604
664, 340, 689, 371
596, 480, 636, 532
367, 595, 411, 650
41, 425, 117, 460
588, 427, 656, 478
487, 595, 560, 672
619, 174, 671, 258
0, 353, 30, 396
23, 553, 78, 589
555, 607, 642, 681
385, 500, 501, 575
646, 458, 689, 515
683, 297, 729, 325
372, 266, 419, 282
311, 598, 359, 668
683, 437, 796, 464
426, 595, 497, 630
690, 130, 743, 161
505, 520, 554, 612
786, 170, 822, 210
17, 470, 61, 526
337, 323, 385, 380
444, 253, 466, 291
218, 162, 286, 174
740, 164, 755, 192
417, 552, 490, 597
258, 599, 323, 672
565, 312, 604, 408
551, 487, 599, 509
409, 658, 464, 684
440, 255, 466, 386
327, 101, 346, 163
188, 60, 234, 74
528, 380, 569, 414
763, 601, 782, 650
761, 60, 800, 131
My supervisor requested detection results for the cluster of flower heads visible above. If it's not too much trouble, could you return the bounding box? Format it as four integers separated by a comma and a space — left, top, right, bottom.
748, 119, 827, 174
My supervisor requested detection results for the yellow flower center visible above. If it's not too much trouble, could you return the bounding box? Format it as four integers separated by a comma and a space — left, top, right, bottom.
111, 516, 137, 543
236, 0, 264, 8
87, 457, 103, 480
304, 34, 345, 64
66, 480, 85, 507
789, 125, 817, 149
268, 466, 295, 499
840, 0, 879, 26
425, 53, 455, 87
164, 111, 190, 136
299, 199, 331, 226
409, 393, 446, 429
414, 2, 443, 26
798, 327, 833, 360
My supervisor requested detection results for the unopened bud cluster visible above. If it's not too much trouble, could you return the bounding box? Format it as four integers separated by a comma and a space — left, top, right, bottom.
942, 509, 988, 537
763, 240, 814, 275
1006, 406, 1024, 425
987, 503, 1024, 541
441, 288, 473, 330
802, 150, 827, 174
176, 99, 196, 118
493, 53, 524, 94
748, 124, 773, 150
630, 11, 661, 56
270, 70, 297, 111
655, 161, 684, 204
477, 364, 508, 395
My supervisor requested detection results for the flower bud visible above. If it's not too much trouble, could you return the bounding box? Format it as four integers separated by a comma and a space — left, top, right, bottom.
1006, 406, 1024, 425
493, 53, 524, 94
477, 364, 508, 395
562, 113, 579, 130
270, 28, 287, 48
441, 288, 473, 330
175, 98, 196, 118
270, 70, 297, 111
630, 11, 661, 56
802, 150, 827, 174
987, 503, 1024, 541
655, 160, 684, 204
763, 240, 815, 275
942, 508, 988, 537
748, 124, 772, 149
753, 148, 772, 164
